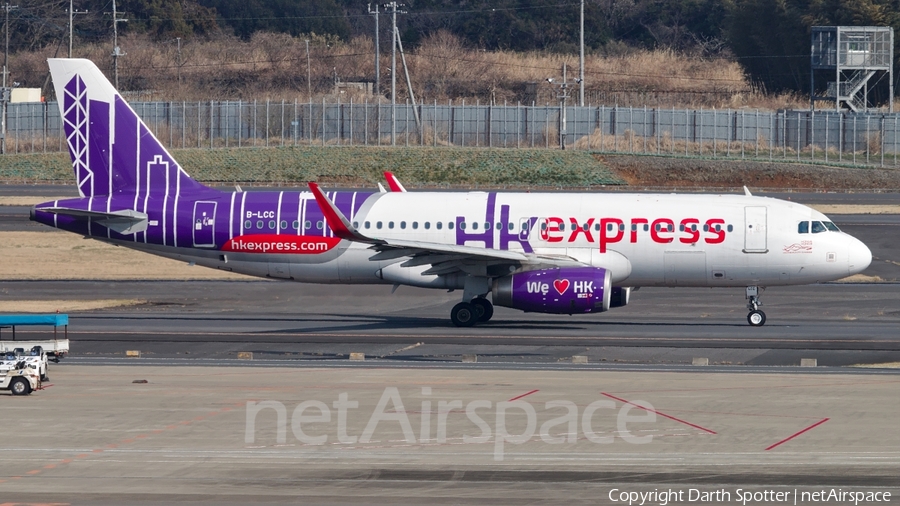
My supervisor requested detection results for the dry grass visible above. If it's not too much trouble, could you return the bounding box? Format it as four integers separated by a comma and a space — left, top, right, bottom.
0, 299, 145, 313
0, 197, 71, 206
0, 231, 247, 280
10, 31, 804, 110
810, 205, 900, 215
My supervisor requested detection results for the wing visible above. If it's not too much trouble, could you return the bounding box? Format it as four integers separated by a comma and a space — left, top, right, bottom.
308, 183, 585, 277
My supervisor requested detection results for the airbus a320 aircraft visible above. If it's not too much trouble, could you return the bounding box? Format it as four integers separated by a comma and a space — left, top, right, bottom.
32, 59, 872, 327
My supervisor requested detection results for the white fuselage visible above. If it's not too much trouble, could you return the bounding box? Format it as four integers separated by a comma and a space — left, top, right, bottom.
125, 191, 871, 289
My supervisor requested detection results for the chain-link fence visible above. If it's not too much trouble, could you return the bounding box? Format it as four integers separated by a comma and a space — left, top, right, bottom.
4, 99, 900, 167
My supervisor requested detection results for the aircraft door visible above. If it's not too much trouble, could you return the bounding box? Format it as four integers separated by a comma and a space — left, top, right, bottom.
192, 201, 217, 247
743, 206, 768, 253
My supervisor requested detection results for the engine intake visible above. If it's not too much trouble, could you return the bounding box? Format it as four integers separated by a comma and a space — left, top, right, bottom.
492, 267, 611, 315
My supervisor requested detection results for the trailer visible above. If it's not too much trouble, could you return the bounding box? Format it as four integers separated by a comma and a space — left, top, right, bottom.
0, 314, 70, 363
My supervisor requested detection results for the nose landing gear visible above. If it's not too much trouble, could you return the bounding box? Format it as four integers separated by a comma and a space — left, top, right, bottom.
746, 286, 766, 326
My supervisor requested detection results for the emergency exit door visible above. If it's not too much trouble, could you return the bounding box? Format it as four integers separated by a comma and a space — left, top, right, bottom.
743, 206, 767, 253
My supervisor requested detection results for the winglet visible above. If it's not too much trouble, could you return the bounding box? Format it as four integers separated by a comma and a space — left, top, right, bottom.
384, 172, 407, 192
307, 182, 375, 243
743, 185, 752, 197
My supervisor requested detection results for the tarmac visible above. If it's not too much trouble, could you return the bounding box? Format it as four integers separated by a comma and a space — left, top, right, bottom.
0, 365, 898, 505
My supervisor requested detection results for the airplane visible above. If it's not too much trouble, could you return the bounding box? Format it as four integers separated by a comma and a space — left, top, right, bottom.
31, 59, 872, 327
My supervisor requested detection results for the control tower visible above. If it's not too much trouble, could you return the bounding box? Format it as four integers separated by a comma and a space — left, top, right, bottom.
810, 26, 893, 112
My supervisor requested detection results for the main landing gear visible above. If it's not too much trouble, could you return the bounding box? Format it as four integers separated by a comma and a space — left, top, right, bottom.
746, 286, 766, 327
451, 298, 494, 327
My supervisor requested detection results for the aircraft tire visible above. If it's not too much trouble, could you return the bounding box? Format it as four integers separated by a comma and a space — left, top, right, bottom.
747, 310, 766, 327
451, 302, 478, 327
471, 298, 494, 322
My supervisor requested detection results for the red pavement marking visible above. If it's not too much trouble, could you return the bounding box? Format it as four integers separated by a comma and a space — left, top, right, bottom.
601, 392, 717, 435
507, 389, 539, 402
764, 418, 830, 451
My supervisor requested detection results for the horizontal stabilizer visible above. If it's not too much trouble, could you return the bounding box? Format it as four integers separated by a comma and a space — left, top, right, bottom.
39, 207, 148, 235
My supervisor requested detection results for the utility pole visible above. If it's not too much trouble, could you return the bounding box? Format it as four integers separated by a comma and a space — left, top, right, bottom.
368, 3, 380, 97
579, 0, 585, 106
2, 2, 17, 155
385, 1, 403, 146
305, 39, 311, 99
547, 63, 581, 150
67, 0, 88, 58
175, 37, 181, 83
110, 0, 127, 89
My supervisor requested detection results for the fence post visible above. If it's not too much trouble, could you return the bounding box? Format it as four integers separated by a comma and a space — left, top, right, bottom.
866, 116, 870, 165
654, 107, 659, 155
266, 100, 270, 148
698, 107, 703, 156
755, 109, 759, 158
881, 116, 885, 167
741, 110, 745, 159
322, 98, 326, 147
825, 114, 829, 163
209, 100, 214, 149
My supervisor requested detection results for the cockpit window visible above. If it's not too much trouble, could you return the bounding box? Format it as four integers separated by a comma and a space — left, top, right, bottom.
798, 221, 809, 234
824, 221, 840, 232
811, 221, 827, 233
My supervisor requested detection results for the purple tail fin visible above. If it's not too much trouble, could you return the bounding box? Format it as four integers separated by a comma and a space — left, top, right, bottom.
50, 59, 209, 198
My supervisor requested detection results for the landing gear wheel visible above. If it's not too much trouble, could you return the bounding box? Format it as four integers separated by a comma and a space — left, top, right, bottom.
10, 377, 31, 396
451, 302, 478, 327
747, 310, 766, 327
471, 298, 494, 322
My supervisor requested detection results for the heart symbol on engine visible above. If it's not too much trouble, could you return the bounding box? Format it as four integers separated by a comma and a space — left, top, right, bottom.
553, 279, 570, 295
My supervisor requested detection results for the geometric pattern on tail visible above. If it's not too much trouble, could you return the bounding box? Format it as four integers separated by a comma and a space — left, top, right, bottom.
63, 75, 92, 198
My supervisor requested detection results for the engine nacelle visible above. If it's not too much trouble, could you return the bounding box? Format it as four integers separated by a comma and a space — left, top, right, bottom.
492, 267, 611, 315
609, 287, 632, 308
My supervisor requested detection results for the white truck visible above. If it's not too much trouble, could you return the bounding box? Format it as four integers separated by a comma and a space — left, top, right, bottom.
0, 359, 41, 395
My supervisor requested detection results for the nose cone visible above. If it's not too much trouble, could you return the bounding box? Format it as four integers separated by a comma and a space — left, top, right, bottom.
847, 237, 872, 275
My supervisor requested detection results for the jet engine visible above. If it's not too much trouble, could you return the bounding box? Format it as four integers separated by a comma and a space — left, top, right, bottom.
492, 267, 611, 314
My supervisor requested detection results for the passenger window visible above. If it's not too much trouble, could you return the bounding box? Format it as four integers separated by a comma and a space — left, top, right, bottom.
376, 221, 383, 229
497, 222, 503, 230
595, 223, 601, 231
798, 221, 809, 234
436, 222, 443, 230
541, 222, 548, 231
269, 221, 276, 229
280, 220, 288, 230
484, 222, 490, 230
305, 220, 311, 229
570, 223, 577, 231
714, 224, 721, 232
609, 223, 615, 232
726, 224, 732, 232
472, 222, 478, 230
521, 222, 529, 231
244, 220, 251, 229
364, 221, 370, 229
388, 221, 394, 229
424, 222, 431, 229
292, 220, 299, 230
400, 221, 406, 229
460, 222, 466, 230
256, 220, 263, 229
811, 221, 826, 233
619, 223, 625, 231
448, 222, 454, 230
644, 224, 650, 232
412, 222, 418, 229
508, 223, 514, 231
316, 221, 324, 230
